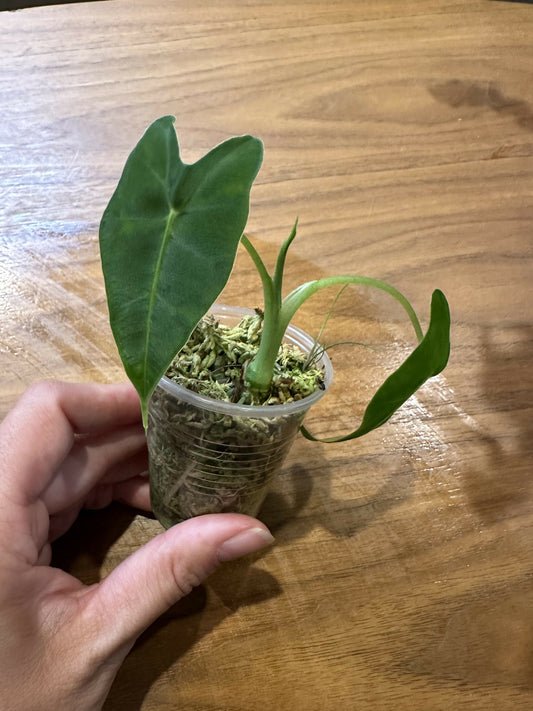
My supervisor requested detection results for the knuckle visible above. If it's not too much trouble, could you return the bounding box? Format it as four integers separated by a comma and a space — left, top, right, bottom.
170, 564, 203, 600
21, 379, 61, 406
15, 381, 68, 437
167, 553, 217, 602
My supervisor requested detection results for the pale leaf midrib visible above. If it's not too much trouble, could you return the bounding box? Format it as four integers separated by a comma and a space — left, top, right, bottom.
142, 206, 179, 394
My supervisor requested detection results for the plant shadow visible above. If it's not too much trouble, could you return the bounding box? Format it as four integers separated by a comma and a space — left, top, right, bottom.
460, 324, 533, 524
259, 438, 414, 543
428, 79, 533, 131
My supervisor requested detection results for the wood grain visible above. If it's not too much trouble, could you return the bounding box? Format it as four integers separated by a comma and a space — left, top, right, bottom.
1, 1, 533, 709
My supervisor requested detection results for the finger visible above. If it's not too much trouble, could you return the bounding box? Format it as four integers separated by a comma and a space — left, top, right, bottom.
112, 476, 151, 511
0, 381, 142, 503
48, 468, 149, 543
42, 424, 146, 515
48, 474, 150, 542
98, 446, 148, 493
85, 514, 274, 649
83, 476, 150, 512
48, 507, 82, 542
36, 541, 52, 566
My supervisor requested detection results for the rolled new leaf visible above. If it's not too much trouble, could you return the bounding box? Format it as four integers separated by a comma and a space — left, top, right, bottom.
99, 116, 263, 425
301, 289, 451, 442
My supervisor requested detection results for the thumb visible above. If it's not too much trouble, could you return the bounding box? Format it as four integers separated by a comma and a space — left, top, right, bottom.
86, 514, 274, 648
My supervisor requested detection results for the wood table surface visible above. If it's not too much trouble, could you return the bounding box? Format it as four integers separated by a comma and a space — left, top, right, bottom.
1, 1, 532, 709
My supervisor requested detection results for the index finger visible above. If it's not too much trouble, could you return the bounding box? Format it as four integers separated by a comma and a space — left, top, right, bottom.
0, 381, 142, 503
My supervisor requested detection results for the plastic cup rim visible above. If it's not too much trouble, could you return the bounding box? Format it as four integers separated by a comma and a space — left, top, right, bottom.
156, 303, 333, 418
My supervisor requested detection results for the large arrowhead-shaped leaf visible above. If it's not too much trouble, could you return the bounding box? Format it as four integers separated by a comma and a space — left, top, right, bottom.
99, 116, 263, 424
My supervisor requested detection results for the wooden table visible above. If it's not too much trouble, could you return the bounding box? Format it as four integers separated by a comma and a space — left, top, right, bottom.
1, 1, 532, 708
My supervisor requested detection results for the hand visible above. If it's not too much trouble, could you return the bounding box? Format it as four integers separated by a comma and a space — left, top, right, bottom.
0, 381, 273, 711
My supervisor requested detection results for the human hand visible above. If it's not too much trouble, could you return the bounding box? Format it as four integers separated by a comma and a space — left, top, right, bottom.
0, 381, 273, 711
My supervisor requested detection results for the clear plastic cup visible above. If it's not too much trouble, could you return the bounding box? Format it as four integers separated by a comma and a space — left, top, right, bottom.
147, 305, 333, 528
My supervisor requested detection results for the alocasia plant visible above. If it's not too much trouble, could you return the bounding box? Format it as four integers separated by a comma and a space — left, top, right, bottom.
99, 116, 450, 438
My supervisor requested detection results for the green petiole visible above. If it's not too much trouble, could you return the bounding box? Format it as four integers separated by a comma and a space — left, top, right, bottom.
242, 221, 450, 442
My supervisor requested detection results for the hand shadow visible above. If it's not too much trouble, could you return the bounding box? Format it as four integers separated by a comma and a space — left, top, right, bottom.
51, 501, 139, 584
105, 446, 413, 707
51, 501, 281, 711
103, 559, 281, 710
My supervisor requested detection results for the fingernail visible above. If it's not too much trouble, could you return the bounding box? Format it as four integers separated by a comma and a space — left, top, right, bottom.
217, 527, 275, 562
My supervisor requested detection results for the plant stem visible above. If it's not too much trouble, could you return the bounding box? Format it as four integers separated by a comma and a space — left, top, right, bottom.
241, 230, 425, 395
240, 235, 285, 393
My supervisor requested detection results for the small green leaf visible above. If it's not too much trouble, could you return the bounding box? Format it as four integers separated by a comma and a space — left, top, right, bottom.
301, 289, 451, 442
99, 116, 263, 424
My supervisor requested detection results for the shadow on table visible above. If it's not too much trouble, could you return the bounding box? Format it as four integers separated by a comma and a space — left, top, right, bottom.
52, 502, 282, 711
401, 575, 533, 689
461, 324, 533, 524
106, 461, 412, 707
103, 558, 281, 710
259, 441, 414, 542
104, 445, 403, 710
51, 501, 138, 585
428, 78, 533, 132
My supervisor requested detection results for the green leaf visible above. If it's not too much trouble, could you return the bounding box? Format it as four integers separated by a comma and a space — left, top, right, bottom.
99, 116, 263, 425
301, 289, 451, 442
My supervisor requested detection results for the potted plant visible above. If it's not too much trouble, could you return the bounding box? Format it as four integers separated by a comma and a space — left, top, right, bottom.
99, 116, 450, 529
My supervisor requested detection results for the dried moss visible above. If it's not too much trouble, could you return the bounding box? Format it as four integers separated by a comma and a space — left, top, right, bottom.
148, 311, 326, 527
165, 311, 324, 405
